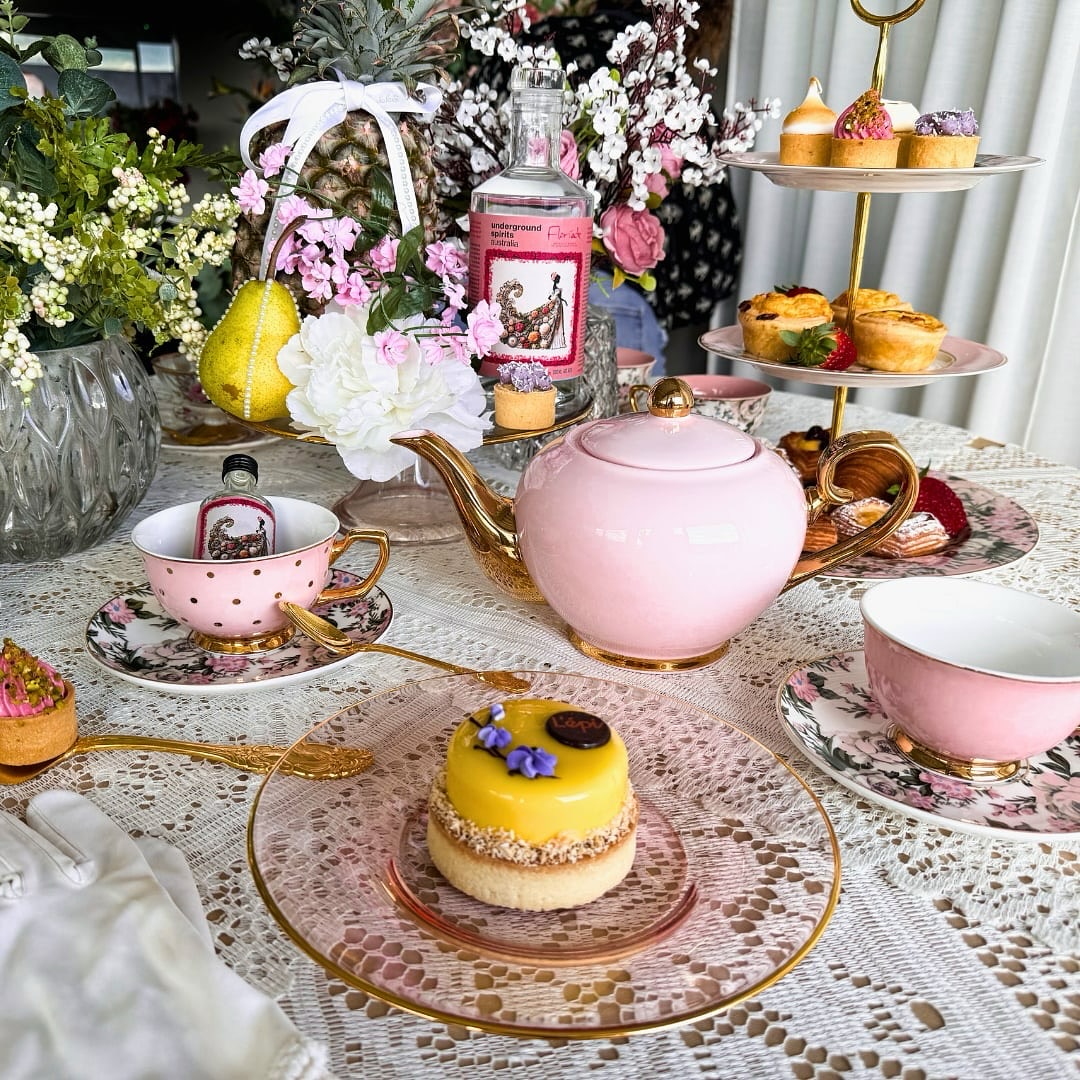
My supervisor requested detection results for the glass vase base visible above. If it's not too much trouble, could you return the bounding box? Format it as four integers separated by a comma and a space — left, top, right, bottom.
333, 469, 461, 545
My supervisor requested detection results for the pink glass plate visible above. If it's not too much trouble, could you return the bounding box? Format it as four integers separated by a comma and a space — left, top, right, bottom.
820, 472, 1039, 579
247, 671, 840, 1037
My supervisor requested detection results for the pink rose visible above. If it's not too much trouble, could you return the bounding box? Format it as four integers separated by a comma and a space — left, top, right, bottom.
644, 171, 669, 199
659, 144, 683, 180
599, 205, 666, 276
559, 130, 581, 180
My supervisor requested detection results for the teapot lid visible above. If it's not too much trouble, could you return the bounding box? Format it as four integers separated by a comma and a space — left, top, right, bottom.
579, 377, 757, 470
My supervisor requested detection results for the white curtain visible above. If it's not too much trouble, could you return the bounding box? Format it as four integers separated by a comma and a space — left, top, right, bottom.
714, 0, 1080, 467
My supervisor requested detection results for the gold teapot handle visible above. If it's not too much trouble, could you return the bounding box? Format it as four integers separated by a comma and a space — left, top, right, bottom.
316, 528, 391, 605
782, 430, 919, 591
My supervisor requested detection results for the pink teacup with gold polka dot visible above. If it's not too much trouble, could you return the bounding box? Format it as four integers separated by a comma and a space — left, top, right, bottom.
131, 497, 389, 653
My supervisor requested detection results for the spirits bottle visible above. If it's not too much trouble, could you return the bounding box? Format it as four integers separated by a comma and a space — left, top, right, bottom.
469, 65, 594, 408
192, 454, 276, 560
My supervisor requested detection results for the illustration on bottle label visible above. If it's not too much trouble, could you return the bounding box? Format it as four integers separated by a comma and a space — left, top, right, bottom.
470, 213, 590, 379
194, 498, 274, 560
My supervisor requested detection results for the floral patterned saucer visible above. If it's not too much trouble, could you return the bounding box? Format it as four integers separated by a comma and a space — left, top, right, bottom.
819, 473, 1039, 579
777, 651, 1080, 841
85, 570, 392, 696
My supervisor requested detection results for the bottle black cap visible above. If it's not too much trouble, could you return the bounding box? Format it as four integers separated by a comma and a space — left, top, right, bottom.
222, 454, 258, 483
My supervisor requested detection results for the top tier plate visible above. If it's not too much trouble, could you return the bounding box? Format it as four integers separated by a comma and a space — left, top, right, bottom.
719, 152, 1044, 193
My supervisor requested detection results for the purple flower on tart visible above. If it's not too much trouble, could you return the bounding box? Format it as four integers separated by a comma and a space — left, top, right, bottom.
497, 360, 553, 392
477, 722, 513, 750
914, 109, 978, 136
506, 745, 558, 779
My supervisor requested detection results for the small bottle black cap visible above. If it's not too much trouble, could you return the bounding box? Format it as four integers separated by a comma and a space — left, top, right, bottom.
222, 453, 258, 483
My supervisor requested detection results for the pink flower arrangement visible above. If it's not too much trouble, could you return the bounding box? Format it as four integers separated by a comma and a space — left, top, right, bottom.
600, 205, 666, 277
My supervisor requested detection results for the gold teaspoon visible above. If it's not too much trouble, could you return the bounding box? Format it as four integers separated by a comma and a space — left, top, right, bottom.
279, 601, 532, 694
0, 734, 373, 786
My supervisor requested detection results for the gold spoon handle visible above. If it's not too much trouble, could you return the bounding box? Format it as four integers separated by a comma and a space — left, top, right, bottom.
71, 735, 372, 780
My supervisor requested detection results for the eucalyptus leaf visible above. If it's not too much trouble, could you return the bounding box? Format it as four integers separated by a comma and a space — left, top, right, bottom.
57, 69, 115, 118
0, 54, 25, 113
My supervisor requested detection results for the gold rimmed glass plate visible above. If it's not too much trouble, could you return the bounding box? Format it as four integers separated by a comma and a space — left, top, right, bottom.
247, 670, 840, 1037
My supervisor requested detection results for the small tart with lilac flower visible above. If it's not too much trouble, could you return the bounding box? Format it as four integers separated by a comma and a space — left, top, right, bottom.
906, 109, 980, 168
0, 639, 77, 765
427, 698, 638, 911
830, 88, 899, 168
493, 361, 557, 431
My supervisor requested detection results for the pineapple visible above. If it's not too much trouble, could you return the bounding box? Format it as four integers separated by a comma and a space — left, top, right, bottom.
231, 0, 460, 316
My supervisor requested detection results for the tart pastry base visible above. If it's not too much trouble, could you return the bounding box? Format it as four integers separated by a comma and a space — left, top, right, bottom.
0, 682, 77, 766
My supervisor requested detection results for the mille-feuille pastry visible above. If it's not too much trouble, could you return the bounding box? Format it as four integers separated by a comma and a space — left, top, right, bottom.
779, 77, 837, 166
832, 497, 951, 558
852, 308, 948, 373
830, 88, 899, 168
908, 109, 981, 169
738, 288, 833, 362
830, 288, 913, 330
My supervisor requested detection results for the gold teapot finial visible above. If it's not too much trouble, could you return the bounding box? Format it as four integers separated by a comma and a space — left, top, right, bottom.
627, 376, 695, 416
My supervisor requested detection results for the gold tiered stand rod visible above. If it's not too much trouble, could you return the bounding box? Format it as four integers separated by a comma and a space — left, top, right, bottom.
830, 0, 926, 441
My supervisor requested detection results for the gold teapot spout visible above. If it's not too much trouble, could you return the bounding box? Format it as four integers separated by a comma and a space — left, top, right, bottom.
389, 430, 544, 602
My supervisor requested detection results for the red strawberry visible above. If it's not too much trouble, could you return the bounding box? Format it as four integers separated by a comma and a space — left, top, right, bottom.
774, 283, 823, 297
779, 322, 857, 370
912, 475, 969, 537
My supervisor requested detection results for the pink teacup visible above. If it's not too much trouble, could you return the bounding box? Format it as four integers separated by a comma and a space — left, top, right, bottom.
861, 578, 1080, 781
616, 348, 656, 408
131, 497, 389, 653
679, 375, 772, 434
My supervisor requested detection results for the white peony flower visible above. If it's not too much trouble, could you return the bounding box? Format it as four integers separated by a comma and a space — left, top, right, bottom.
277, 302, 491, 483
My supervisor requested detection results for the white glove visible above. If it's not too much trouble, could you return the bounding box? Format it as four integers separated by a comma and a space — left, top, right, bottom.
0, 790, 334, 1080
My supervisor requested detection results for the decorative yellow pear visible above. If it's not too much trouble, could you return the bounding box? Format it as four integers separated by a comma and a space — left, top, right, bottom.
198, 277, 300, 422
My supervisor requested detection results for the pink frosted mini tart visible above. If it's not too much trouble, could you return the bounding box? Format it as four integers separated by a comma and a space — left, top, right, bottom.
0, 639, 77, 765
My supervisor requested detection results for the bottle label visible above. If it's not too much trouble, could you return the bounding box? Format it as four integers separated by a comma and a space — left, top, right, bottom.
469, 212, 591, 379
193, 496, 276, 560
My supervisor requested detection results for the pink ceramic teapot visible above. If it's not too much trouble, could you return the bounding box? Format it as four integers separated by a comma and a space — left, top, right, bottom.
392, 378, 918, 670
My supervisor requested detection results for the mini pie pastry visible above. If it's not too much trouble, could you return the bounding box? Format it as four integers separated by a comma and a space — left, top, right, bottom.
830, 288, 913, 329
832, 497, 951, 558
852, 309, 948, 373
737, 291, 832, 361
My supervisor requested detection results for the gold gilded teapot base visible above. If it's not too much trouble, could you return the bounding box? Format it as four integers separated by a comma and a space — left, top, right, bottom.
567, 629, 731, 672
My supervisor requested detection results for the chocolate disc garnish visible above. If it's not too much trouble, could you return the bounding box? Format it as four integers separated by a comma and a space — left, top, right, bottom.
545, 710, 610, 749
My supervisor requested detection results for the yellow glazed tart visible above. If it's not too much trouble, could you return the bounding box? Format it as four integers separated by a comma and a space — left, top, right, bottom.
852, 308, 948, 372
0, 639, 78, 766
427, 698, 638, 911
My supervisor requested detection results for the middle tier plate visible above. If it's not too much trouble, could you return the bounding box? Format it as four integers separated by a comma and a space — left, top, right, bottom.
699, 325, 1006, 389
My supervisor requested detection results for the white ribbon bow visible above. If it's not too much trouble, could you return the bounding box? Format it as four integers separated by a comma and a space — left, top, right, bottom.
239, 76, 444, 279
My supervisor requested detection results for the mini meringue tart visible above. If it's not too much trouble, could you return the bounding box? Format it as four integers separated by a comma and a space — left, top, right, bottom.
883, 99, 920, 165
779, 77, 837, 166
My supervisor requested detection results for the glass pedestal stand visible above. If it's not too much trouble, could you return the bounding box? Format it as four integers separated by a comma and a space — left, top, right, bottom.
332, 458, 462, 545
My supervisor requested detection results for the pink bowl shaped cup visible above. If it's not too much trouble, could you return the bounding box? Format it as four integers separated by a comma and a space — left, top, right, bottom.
678, 375, 772, 434
131, 496, 389, 651
861, 578, 1080, 776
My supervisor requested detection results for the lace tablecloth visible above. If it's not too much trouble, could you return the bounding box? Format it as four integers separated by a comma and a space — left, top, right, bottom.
2, 391, 1078, 1079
